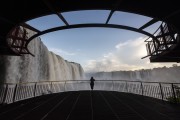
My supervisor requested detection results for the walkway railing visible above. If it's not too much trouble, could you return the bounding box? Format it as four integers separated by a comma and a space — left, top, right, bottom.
142, 22, 179, 59
0, 80, 180, 104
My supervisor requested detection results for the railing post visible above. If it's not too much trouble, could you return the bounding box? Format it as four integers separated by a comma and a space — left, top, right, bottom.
147, 43, 152, 55
12, 84, 18, 103
140, 82, 144, 96
171, 83, 177, 103
33, 82, 37, 97
64, 81, 66, 92
126, 81, 128, 92
159, 83, 164, 101
2, 84, 8, 104
112, 80, 114, 91
50, 82, 53, 92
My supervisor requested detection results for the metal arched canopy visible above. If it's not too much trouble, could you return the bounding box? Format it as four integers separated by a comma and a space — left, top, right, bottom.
26, 23, 158, 47
0, 0, 180, 55
1, 0, 180, 36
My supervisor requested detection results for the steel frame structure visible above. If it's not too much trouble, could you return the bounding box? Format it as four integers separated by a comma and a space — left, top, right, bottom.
0, 0, 180, 62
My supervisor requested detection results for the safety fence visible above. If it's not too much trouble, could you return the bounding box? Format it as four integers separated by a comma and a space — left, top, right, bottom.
142, 22, 179, 59
0, 80, 180, 104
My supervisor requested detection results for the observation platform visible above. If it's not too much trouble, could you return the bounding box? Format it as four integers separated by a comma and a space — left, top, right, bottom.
0, 91, 180, 120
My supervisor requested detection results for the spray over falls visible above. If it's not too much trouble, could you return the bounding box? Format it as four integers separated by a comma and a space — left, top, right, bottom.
85, 66, 180, 83
0, 28, 180, 84
0, 29, 84, 83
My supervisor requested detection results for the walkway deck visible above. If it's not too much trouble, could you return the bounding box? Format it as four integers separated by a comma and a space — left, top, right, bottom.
0, 91, 180, 120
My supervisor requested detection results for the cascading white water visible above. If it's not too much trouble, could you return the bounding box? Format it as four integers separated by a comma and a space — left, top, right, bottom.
0, 29, 84, 83
86, 66, 180, 83
1, 27, 180, 84
48, 52, 84, 81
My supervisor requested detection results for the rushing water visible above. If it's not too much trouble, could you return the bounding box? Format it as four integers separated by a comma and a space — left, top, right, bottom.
1, 28, 180, 84
0, 29, 84, 83
85, 66, 180, 83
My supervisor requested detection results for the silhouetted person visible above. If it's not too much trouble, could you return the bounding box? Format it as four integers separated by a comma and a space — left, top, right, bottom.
90, 77, 95, 90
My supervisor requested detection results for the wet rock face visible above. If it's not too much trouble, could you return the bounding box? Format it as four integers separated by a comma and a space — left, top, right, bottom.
0, 29, 84, 83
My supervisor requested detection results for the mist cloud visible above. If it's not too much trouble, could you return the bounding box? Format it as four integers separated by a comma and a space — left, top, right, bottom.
84, 37, 174, 72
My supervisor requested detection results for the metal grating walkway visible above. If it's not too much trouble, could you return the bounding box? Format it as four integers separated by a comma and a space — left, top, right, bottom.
0, 91, 180, 120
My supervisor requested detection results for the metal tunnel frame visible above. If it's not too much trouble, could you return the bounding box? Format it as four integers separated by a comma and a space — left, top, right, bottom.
0, 0, 180, 62
26, 23, 159, 47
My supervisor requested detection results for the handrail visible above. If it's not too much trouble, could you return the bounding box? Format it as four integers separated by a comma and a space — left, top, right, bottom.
144, 22, 163, 42
0, 80, 180, 104
1, 79, 180, 85
143, 22, 179, 59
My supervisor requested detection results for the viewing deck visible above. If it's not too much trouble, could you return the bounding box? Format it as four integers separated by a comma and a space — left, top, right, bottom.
0, 80, 180, 120
0, 91, 180, 120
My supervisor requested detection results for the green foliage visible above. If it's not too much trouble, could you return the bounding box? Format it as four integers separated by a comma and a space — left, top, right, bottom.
167, 96, 180, 103
167, 85, 180, 103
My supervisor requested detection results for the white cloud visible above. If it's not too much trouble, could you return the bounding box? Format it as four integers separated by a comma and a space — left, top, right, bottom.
84, 37, 174, 72
49, 48, 76, 56
115, 40, 130, 48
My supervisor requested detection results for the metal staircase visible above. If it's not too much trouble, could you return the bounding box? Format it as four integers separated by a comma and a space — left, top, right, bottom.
142, 23, 180, 62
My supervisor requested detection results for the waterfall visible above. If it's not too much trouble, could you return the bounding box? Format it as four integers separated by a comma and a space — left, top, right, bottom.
85, 67, 180, 83
48, 52, 84, 81
0, 29, 84, 83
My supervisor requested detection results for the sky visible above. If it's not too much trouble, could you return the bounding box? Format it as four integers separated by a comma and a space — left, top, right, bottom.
26, 10, 177, 72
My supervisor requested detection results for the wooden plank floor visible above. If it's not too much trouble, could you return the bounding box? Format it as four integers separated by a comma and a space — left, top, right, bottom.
0, 91, 179, 120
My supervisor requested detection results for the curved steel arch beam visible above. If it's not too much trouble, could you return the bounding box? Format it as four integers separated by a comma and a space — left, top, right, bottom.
26, 23, 158, 49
